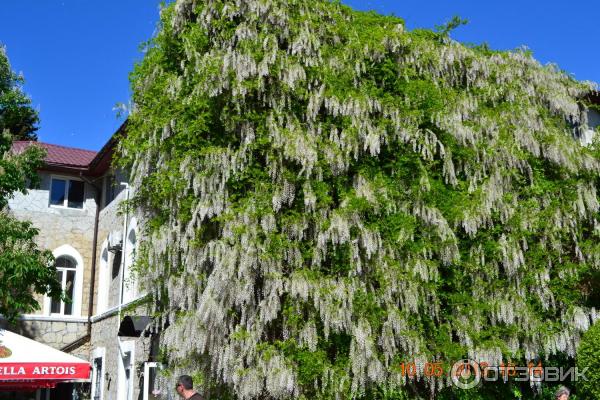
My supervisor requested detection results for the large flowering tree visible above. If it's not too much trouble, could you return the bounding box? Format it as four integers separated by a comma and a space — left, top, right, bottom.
120, 0, 600, 398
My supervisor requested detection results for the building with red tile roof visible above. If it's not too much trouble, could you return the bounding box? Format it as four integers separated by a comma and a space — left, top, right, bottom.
11, 141, 97, 171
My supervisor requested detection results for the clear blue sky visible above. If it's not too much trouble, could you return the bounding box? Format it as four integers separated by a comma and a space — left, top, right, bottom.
1, 1, 598, 151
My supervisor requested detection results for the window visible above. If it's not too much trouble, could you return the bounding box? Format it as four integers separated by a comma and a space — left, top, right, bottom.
143, 362, 162, 400
91, 348, 105, 400
50, 177, 85, 208
125, 360, 133, 400
44, 245, 84, 318
50, 256, 77, 316
104, 174, 123, 206
96, 245, 109, 314
92, 357, 103, 400
112, 250, 121, 279
122, 225, 138, 304
118, 341, 135, 400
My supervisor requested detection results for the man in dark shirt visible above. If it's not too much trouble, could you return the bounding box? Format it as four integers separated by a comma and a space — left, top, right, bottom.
175, 375, 202, 399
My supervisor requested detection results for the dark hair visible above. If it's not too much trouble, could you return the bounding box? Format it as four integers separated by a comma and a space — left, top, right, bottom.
177, 375, 193, 390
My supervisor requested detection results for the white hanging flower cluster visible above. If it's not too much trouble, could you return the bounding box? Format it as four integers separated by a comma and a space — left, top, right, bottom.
120, 0, 600, 398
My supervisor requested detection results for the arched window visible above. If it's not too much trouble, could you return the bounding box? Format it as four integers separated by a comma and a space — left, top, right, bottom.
96, 243, 109, 314
50, 256, 77, 315
122, 226, 137, 304
46, 244, 84, 317
127, 229, 136, 259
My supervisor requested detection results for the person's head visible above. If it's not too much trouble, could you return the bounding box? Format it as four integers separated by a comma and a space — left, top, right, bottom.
175, 375, 194, 397
555, 386, 570, 400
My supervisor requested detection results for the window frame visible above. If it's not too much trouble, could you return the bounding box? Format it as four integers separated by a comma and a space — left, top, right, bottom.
91, 347, 106, 400
49, 174, 86, 210
143, 362, 162, 400
122, 222, 138, 305
117, 340, 135, 400
96, 240, 110, 315
49, 256, 77, 316
103, 174, 119, 207
44, 245, 84, 318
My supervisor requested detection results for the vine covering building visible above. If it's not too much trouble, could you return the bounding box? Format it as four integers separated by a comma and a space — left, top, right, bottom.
120, 0, 600, 396
1, 31, 600, 399
3, 94, 597, 399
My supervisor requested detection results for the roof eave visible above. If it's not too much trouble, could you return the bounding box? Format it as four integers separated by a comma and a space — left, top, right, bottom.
40, 163, 90, 175
88, 120, 128, 175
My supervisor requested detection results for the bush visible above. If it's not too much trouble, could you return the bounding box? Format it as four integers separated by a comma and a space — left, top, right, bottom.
577, 322, 600, 399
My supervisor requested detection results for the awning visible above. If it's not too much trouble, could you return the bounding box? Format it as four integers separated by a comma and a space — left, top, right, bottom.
0, 330, 91, 391
118, 315, 152, 337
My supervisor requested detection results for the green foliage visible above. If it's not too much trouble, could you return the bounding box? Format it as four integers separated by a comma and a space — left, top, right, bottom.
120, 0, 600, 398
0, 213, 60, 321
0, 45, 39, 141
577, 322, 600, 399
435, 15, 469, 37
0, 131, 62, 321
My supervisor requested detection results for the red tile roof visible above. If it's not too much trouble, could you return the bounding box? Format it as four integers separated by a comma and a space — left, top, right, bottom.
12, 141, 98, 169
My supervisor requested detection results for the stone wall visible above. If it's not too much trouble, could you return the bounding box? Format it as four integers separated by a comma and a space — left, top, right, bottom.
94, 187, 127, 314
90, 305, 154, 400
8, 171, 98, 319
87, 175, 155, 400
8, 170, 136, 319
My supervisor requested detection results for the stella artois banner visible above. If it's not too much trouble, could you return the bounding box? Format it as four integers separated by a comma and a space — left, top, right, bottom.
0, 329, 90, 390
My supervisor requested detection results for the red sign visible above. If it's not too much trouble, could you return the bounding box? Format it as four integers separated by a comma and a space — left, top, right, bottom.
0, 362, 90, 380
